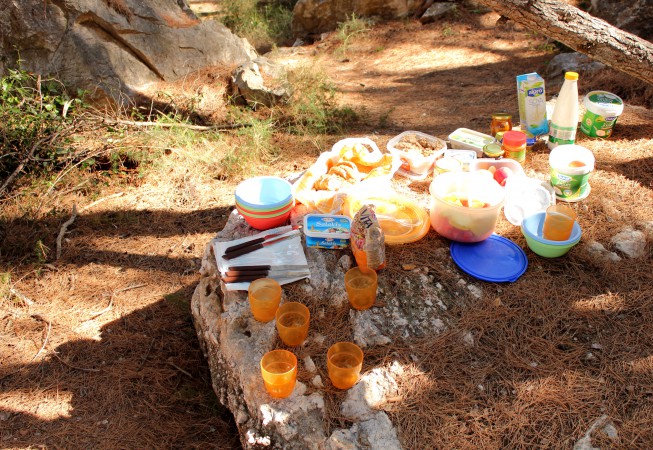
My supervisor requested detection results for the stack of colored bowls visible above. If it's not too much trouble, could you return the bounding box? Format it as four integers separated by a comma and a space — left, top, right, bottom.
521, 211, 582, 258
235, 176, 294, 230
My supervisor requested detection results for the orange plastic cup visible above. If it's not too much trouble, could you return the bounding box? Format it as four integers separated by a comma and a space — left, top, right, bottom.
260, 349, 297, 398
344, 267, 378, 311
275, 302, 310, 347
542, 204, 577, 241
327, 342, 363, 390
248, 278, 282, 322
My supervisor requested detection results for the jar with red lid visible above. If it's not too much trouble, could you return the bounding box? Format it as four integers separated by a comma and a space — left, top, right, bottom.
490, 113, 512, 136
501, 130, 527, 165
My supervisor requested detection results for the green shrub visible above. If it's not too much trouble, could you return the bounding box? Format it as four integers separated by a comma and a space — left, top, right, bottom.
335, 13, 373, 56
0, 66, 85, 194
220, 0, 294, 51
283, 66, 358, 135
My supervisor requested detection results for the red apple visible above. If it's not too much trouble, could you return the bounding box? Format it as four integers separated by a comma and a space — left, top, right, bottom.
493, 167, 513, 187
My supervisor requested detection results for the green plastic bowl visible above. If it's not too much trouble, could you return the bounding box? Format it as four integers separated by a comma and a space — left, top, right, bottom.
521, 211, 581, 258
522, 233, 579, 257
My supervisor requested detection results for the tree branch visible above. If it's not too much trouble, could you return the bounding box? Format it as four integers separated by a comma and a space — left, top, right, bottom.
475, 0, 653, 85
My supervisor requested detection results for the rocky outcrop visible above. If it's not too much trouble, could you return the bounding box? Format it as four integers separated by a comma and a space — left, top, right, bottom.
190, 209, 463, 448
291, 0, 423, 37
230, 57, 292, 109
0, 0, 256, 102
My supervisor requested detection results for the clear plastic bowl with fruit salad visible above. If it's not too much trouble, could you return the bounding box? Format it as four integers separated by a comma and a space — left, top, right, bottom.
429, 171, 506, 242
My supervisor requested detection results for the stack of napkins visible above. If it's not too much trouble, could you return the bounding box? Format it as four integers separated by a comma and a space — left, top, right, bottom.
213, 225, 310, 291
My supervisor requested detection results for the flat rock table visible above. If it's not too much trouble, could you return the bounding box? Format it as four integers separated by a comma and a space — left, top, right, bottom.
191, 210, 476, 449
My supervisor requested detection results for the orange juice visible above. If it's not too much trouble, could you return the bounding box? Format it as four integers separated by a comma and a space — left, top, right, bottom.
542, 205, 577, 241
260, 350, 297, 398
327, 342, 363, 390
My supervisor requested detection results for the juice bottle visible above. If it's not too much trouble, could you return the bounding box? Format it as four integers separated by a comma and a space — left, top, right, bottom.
548, 72, 579, 149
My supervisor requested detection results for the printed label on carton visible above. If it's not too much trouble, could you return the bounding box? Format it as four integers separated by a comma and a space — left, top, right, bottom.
304, 214, 351, 234
517, 73, 549, 136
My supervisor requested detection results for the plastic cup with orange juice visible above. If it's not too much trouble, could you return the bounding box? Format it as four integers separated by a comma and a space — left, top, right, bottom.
275, 302, 310, 346
344, 267, 378, 310
542, 204, 577, 241
260, 349, 297, 398
327, 342, 363, 390
248, 278, 281, 322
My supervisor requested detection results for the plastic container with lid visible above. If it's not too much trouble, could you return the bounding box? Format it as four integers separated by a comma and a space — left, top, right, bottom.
429, 171, 506, 242
386, 131, 447, 180
443, 149, 477, 171
501, 130, 527, 165
469, 158, 524, 177
448, 128, 496, 156
580, 91, 624, 139
503, 176, 556, 226
343, 190, 430, 245
434, 156, 463, 174
549, 144, 595, 202
303, 214, 351, 249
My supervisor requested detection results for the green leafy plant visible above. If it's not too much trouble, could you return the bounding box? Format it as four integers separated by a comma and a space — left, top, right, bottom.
0, 64, 86, 195
220, 0, 294, 51
335, 13, 372, 57
218, 117, 279, 178
282, 65, 358, 135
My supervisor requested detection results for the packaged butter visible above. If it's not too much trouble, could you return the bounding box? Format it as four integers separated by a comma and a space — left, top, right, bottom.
303, 214, 351, 249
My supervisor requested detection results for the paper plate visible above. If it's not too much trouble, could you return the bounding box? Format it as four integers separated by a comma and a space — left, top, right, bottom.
450, 235, 528, 282
344, 193, 430, 245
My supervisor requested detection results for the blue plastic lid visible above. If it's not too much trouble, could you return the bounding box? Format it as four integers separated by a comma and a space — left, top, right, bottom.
450, 235, 528, 283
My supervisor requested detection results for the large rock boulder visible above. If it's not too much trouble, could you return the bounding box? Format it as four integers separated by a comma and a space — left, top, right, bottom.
0, 0, 257, 102
191, 209, 476, 448
291, 0, 424, 37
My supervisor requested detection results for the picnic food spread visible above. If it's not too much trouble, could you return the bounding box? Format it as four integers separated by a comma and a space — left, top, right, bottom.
223, 70, 620, 396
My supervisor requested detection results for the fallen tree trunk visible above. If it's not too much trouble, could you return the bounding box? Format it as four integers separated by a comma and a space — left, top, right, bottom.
475, 0, 653, 86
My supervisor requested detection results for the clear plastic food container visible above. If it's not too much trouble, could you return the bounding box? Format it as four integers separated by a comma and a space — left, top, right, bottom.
386, 131, 446, 180
429, 171, 505, 242
448, 128, 496, 156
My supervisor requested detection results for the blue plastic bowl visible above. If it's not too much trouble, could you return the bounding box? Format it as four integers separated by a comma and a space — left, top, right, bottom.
235, 176, 293, 210
521, 211, 582, 258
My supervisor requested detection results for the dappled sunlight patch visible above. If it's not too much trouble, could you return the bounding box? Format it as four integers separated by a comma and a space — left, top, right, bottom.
0, 390, 74, 421
572, 292, 626, 313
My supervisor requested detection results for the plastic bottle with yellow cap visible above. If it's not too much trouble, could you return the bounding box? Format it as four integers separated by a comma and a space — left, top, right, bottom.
548, 72, 579, 149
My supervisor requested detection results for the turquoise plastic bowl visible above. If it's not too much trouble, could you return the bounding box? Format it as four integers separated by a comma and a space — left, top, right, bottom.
235, 176, 293, 210
521, 211, 581, 258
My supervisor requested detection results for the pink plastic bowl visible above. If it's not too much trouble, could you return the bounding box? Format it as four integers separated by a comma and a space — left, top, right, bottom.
235, 199, 294, 216
236, 202, 293, 219
239, 209, 292, 230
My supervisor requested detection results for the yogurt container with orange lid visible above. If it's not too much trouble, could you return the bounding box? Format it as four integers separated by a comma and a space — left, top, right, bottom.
549, 144, 595, 202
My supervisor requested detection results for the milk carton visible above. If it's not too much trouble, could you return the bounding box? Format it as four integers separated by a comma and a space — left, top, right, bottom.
516, 73, 549, 137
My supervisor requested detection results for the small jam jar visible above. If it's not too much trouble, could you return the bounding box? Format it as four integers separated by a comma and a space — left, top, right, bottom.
490, 113, 512, 136
501, 130, 527, 165
483, 143, 504, 159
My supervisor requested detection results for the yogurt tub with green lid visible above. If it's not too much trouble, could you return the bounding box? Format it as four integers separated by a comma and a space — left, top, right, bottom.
580, 91, 624, 139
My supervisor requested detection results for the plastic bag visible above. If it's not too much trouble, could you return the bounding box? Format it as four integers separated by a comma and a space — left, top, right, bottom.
350, 204, 386, 271
292, 138, 400, 215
